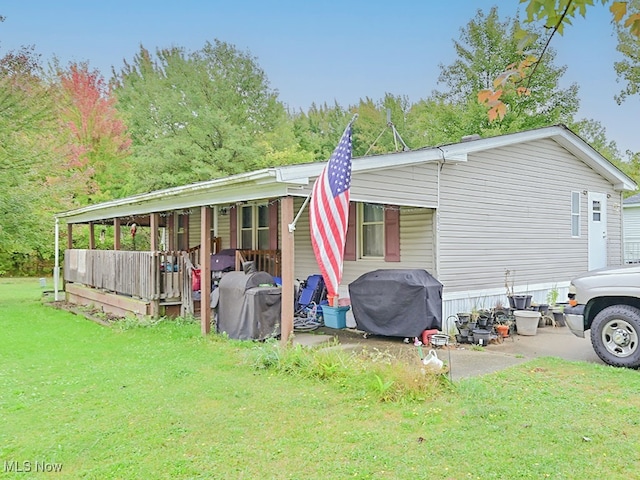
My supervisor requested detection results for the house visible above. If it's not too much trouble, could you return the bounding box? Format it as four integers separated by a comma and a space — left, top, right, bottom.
623, 192, 640, 263
54, 124, 637, 338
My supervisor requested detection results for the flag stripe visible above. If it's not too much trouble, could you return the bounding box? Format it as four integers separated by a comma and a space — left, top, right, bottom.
310, 124, 352, 300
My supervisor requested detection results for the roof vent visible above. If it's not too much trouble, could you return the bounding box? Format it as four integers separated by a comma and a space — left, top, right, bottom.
460, 134, 481, 142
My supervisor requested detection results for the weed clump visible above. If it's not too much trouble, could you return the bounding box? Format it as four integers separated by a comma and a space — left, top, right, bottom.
249, 339, 449, 403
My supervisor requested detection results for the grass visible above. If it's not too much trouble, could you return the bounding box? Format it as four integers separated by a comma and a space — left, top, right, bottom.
2, 278, 640, 478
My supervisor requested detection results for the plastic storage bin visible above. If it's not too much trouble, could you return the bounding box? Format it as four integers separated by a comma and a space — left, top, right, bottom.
322, 305, 350, 329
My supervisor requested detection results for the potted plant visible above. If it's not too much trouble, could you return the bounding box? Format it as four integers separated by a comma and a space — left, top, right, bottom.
546, 285, 566, 326
546, 285, 559, 307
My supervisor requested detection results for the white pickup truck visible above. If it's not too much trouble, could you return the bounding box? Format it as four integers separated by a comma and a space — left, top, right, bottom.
566, 265, 640, 368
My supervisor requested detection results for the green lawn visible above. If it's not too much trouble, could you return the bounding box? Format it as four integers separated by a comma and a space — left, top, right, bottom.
2, 278, 640, 479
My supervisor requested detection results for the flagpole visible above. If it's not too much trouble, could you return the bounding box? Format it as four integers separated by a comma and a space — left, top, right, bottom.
287, 114, 358, 234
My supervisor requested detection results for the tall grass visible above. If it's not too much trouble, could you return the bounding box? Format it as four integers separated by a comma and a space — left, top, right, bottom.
249, 340, 449, 402
2, 278, 640, 479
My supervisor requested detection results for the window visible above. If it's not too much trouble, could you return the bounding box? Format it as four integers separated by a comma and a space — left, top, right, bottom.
592, 200, 602, 222
571, 191, 580, 237
239, 204, 269, 249
360, 203, 384, 257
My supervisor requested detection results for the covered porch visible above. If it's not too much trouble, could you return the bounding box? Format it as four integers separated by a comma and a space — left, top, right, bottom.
54, 168, 311, 342
54, 151, 447, 341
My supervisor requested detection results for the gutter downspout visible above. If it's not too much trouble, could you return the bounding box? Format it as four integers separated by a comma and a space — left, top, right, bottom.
54, 218, 60, 301
434, 147, 446, 279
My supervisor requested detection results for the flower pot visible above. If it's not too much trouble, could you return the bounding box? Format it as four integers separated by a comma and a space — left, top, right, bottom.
495, 324, 509, 338
514, 310, 540, 336
512, 295, 532, 310
553, 311, 566, 326
457, 313, 471, 323
472, 329, 491, 346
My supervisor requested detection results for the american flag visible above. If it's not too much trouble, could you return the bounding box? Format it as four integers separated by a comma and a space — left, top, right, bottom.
309, 124, 353, 304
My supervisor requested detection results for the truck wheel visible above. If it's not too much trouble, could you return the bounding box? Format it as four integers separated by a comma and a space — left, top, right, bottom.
590, 305, 640, 368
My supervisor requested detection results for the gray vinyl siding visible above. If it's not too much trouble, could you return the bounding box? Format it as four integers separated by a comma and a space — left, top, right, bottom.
623, 205, 640, 262
216, 208, 231, 250
351, 164, 439, 206
288, 163, 439, 207
188, 208, 201, 249
609, 191, 624, 265
292, 198, 435, 290
624, 206, 640, 243
438, 138, 621, 293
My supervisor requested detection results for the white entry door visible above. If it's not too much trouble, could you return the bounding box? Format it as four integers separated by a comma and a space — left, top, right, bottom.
588, 192, 607, 270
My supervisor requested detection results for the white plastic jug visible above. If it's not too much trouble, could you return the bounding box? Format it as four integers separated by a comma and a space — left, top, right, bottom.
422, 349, 443, 370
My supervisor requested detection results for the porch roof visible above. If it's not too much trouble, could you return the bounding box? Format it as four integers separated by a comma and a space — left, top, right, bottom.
56, 124, 636, 224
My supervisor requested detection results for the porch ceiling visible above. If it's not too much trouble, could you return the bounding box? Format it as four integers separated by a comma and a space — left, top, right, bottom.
56, 170, 297, 224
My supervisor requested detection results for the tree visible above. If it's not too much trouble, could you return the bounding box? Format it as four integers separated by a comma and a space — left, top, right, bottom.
291, 101, 351, 161
481, 0, 640, 121
54, 62, 131, 202
422, 7, 579, 140
0, 46, 58, 274
614, 0, 640, 103
112, 40, 303, 192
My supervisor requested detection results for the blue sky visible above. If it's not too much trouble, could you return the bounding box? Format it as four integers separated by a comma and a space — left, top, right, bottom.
2, 0, 638, 154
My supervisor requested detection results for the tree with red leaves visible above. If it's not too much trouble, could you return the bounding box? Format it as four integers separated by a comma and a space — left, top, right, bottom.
55, 62, 131, 202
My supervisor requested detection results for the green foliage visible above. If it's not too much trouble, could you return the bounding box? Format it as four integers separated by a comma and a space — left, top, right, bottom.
614, 0, 640, 103
112, 41, 301, 193
434, 6, 579, 135
249, 339, 447, 402
5, 280, 640, 478
0, 47, 60, 275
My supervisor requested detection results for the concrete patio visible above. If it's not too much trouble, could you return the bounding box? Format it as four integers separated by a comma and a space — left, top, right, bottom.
293, 325, 605, 381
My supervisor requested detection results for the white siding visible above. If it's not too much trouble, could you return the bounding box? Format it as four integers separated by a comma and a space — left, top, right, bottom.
289, 163, 439, 207
292, 197, 435, 293
438, 138, 622, 295
350, 164, 439, 206
217, 210, 232, 250
188, 209, 201, 249
624, 206, 640, 243
623, 205, 640, 262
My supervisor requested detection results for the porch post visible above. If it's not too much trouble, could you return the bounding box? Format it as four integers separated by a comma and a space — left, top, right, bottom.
167, 213, 175, 251
200, 206, 212, 335
182, 214, 189, 250
67, 224, 73, 249
88, 223, 95, 250
113, 218, 121, 250
150, 213, 159, 251
280, 196, 295, 345
54, 218, 60, 301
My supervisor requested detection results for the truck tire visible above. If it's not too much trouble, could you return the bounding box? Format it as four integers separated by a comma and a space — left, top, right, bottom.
590, 305, 640, 368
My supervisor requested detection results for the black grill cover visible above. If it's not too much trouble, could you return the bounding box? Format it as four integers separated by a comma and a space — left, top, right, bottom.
348, 269, 443, 337
217, 271, 281, 340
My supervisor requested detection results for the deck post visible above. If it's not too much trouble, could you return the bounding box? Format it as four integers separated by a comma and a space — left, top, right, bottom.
113, 218, 121, 250
150, 213, 159, 251
67, 224, 73, 249
280, 196, 295, 345
200, 206, 212, 335
167, 213, 175, 251
54, 218, 60, 301
88, 223, 95, 250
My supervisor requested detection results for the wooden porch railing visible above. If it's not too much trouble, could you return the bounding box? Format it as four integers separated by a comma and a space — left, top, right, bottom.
63, 246, 278, 316
235, 250, 281, 278
64, 249, 201, 302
